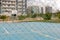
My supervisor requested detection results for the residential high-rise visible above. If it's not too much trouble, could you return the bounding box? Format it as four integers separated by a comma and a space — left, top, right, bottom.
27, 6, 39, 14
32, 6, 39, 14
40, 6, 52, 14
1, 0, 16, 14
45, 6, 52, 13
0, 0, 1, 13
41, 7, 43, 13
17, 0, 27, 14
0, 0, 27, 15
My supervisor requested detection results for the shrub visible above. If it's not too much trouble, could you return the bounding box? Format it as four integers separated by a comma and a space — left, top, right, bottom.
38, 13, 43, 17
27, 13, 32, 17
56, 12, 60, 19
57, 13, 60, 19
0, 15, 7, 21
31, 14, 37, 18
18, 15, 26, 20
43, 13, 52, 20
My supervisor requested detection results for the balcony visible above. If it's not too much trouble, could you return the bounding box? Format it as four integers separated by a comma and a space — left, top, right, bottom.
2, 2, 16, 5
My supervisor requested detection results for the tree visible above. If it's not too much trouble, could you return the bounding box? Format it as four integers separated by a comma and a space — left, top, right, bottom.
18, 15, 26, 20
43, 13, 52, 20
56, 11, 60, 19
31, 14, 37, 18
0, 15, 7, 21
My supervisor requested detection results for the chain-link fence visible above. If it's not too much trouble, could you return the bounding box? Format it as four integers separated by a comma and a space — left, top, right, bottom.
0, 0, 60, 40
0, 22, 60, 40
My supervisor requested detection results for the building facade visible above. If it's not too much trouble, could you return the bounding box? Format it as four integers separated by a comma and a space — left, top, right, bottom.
41, 7, 43, 14
18, 0, 27, 14
0, 0, 27, 15
0, 0, 1, 13
40, 6, 52, 14
32, 6, 39, 14
27, 6, 39, 14
45, 6, 52, 13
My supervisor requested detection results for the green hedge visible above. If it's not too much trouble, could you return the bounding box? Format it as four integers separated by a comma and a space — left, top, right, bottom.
56, 12, 60, 19
31, 14, 37, 18
18, 15, 26, 20
42, 13, 52, 20
0, 15, 7, 21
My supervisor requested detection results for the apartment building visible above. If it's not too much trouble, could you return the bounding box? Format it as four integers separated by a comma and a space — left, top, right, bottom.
41, 7, 43, 14
18, 0, 27, 14
27, 6, 39, 14
0, 0, 1, 13
40, 6, 52, 14
0, 0, 27, 15
45, 6, 52, 13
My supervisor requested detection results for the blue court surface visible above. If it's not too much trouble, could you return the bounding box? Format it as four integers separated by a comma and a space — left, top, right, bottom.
0, 22, 60, 40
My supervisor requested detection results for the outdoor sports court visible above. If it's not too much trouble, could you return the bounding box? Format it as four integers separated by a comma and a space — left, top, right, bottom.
0, 22, 60, 40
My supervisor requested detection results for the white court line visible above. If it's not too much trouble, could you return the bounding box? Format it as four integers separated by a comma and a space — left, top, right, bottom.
3, 27, 9, 34
31, 29, 60, 40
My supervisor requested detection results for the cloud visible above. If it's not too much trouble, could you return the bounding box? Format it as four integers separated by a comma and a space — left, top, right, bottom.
27, 0, 60, 10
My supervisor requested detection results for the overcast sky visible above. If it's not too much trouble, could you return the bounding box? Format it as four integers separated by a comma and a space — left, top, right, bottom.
27, 0, 60, 10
